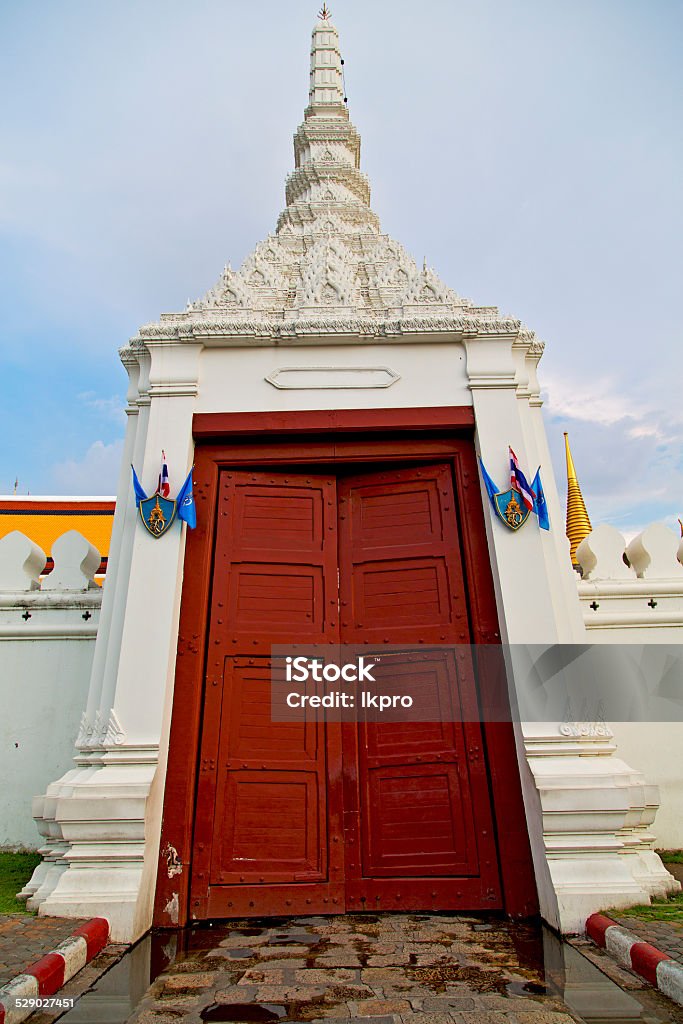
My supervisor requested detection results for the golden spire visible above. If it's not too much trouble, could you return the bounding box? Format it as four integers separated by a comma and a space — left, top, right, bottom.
318, 3, 331, 19
564, 432, 592, 567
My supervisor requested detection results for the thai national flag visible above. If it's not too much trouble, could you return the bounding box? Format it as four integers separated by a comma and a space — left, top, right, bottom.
158, 451, 170, 498
509, 447, 535, 512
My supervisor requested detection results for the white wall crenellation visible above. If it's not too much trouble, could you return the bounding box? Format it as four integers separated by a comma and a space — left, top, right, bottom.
577, 522, 683, 634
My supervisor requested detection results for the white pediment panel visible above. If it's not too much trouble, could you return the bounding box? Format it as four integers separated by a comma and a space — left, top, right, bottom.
265, 366, 400, 390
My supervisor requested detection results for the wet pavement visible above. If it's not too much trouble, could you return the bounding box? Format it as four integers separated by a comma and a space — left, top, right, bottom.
52, 913, 683, 1024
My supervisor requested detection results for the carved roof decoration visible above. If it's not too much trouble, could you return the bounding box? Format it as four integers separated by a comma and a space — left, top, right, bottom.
135, 14, 542, 349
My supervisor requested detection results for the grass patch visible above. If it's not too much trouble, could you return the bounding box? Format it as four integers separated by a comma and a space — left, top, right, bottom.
658, 849, 683, 865
609, 892, 683, 924
0, 851, 40, 914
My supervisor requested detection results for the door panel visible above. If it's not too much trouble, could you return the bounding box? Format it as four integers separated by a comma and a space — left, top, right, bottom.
211, 658, 327, 884
363, 765, 475, 874
339, 465, 470, 644
338, 464, 502, 911
191, 471, 344, 918
218, 474, 338, 651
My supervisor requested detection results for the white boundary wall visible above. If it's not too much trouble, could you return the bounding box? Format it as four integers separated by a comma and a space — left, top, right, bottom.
576, 523, 683, 850
0, 531, 102, 849
610, 724, 683, 850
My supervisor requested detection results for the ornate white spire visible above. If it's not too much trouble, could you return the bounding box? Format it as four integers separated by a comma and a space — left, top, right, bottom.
144, 13, 532, 344
309, 13, 345, 107
280, 11, 375, 235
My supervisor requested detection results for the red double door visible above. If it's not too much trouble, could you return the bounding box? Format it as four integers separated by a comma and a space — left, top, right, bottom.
190, 462, 503, 919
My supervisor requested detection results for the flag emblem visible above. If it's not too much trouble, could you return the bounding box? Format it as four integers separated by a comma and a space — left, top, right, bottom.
131, 462, 196, 537
139, 493, 177, 538
493, 488, 531, 531
158, 451, 171, 498
479, 452, 550, 533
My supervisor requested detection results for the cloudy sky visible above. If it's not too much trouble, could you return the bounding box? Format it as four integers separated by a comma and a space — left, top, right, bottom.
1, 0, 681, 536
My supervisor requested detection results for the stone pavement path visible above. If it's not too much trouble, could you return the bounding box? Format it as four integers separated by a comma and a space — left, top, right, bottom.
612, 913, 683, 967
129, 914, 578, 1024
0, 913, 89, 986
608, 858, 683, 967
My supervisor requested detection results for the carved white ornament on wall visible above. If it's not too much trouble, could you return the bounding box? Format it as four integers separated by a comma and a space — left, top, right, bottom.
265, 366, 400, 390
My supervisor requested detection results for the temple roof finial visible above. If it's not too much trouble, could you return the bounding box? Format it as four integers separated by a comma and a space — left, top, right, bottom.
309, 8, 345, 109
564, 433, 593, 568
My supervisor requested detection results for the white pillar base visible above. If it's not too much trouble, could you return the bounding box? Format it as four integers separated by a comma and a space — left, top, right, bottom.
35, 747, 162, 943
523, 726, 678, 933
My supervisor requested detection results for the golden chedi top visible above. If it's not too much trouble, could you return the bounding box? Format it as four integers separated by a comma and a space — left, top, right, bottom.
564, 433, 592, 567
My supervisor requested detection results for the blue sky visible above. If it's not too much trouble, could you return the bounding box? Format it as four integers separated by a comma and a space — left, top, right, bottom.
1, 0, 681, 536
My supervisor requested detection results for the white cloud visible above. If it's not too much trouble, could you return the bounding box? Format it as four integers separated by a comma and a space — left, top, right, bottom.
77, 391, 126, 424
50, 440, 123, 495
541, 374, 635, 428
541, 372, 680, 440
541, 371, 683, 534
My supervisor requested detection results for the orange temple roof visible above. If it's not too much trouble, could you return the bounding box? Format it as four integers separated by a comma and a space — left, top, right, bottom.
0, 497, 116, 573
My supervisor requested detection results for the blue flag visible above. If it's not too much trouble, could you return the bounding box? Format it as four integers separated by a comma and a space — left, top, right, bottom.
131, 465, 148, 508
478, 458, 500, 510
176, 467, 196, 529
531, 467, 550, 531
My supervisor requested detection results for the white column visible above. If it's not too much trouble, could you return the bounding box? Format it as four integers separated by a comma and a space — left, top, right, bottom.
85, 348, 145, 740
24, 350, 145, 912
465, 331, 650, 932
38, 342, 202, 942
465, 333, 582, 643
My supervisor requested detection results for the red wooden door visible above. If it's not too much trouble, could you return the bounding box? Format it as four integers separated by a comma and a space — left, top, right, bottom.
338, 464, 503, 911
191, 463, 503, 917
190, 470, 344, 917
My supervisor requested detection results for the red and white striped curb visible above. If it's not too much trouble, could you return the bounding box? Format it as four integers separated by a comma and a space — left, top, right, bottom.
0, 918, 109, 1024
587, 912, 683, 1008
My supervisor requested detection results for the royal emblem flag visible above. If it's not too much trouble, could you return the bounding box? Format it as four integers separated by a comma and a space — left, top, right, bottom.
509, 447, 536, 511
478, 458, 499, 506
132, 460, 195, 537
158, 451, 170, 498
493, 488, 531, 531
531, 467, 550, 531
131, 465, 148, 508
479, 453, 534, 531
176, 467, 197, 529
140, 493, 177, 538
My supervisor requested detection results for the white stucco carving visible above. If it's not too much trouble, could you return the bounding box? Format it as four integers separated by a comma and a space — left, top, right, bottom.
143, 17, 530, 349
266, 366, 400, 389
103, 709, 126, 747
43, 531, 101, 592
626, 524, 683, 580
577, 525, 633, 581
0, 532, 46, 592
